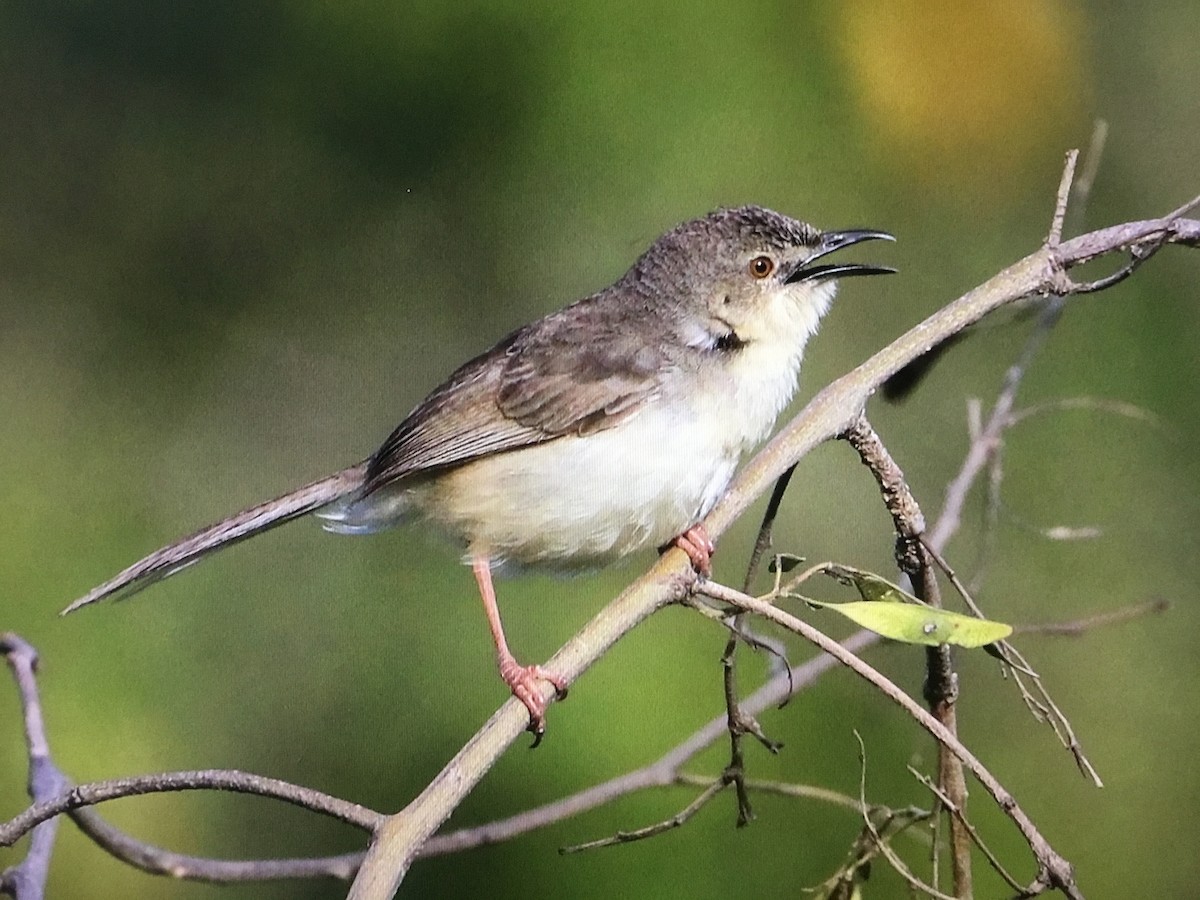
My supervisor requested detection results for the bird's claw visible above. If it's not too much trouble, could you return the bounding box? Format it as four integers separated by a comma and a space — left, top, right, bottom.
498, 657, 567, 747
672, 524, 715, 577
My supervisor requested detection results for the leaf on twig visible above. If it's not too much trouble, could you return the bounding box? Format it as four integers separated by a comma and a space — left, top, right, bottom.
805, 599, 1012, 648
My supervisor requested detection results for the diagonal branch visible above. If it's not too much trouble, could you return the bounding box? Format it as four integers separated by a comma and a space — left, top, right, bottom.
347, 194, 1198, 897
6, 183, 1193, 899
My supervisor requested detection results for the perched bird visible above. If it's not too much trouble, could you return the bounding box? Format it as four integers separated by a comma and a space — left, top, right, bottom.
65, 205, 894, 738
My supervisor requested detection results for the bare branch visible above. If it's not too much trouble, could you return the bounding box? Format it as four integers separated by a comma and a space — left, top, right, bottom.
1047, 149, 1079, 248
922, 543, 1104, 787
840, 419, 972, 896
0, 633, 375, 886
1013, 599, 1169, 638
70, 808, 364, 883
0, 770, 380, 848
673, 772, 869, 814
1006, 396, 1168, 430
558, 778, 728, 854
713, 464, 798, 830
1, 634, 69, 900
909, 767, 1025, 894
852, 733, 958, 900
349, 195, 1196, 897
418, 628, 881, 858
697, 580, 1084, 899
1074, 121, 1108, 202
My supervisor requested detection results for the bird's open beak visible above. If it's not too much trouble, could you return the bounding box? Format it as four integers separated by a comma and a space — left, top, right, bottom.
784, 229, 896, 283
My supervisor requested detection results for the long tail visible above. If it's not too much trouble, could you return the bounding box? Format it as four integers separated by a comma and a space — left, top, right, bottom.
62, 462, 369, 615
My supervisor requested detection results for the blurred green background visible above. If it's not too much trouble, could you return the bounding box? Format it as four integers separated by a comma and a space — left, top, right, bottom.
2, 1, 1198, 897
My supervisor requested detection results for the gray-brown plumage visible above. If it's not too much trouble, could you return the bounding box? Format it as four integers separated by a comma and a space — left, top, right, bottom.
64, 205, 893, 735
63, 465, 367, 613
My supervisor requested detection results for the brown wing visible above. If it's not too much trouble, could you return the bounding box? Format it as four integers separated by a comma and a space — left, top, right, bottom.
363, 296, 668, 492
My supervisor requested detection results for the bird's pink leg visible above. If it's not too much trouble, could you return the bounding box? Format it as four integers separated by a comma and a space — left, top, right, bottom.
672, 523, 715, 577
472, 556, 567, 743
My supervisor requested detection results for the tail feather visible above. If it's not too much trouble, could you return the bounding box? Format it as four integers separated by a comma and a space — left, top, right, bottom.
63, 463, 368, 615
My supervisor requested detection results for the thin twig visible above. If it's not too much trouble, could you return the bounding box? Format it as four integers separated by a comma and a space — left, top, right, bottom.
672, 772, 868, 815
852, 733, 958, 900
698, 580, 1084, 899
931, 137, 1107, 564
0, 634, 371, 886
1012, 599, 1169, 637
558, 778, 728, 854
909, 767, 1025, 894
713, 464, 799, 827
70, 810, 364, 883
720, 637, 758, 826
1047, 149, 1079, 247
743, 465, 799, 594
922, 542, 1104, 787
418, 627, 881, 858
1074, 121, 1108, 201
927, 295, 1060, 558
1006, 396, 1167, 430
0, 771, 380, 848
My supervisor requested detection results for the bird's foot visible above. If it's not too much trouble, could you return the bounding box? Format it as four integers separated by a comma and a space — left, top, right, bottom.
498, 655, 568, 746
672, 524, 715, 577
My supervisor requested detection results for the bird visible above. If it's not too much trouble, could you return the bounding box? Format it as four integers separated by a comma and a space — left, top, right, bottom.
64, 205, 894, 738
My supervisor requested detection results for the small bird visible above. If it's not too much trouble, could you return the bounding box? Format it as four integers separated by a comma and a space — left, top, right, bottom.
64, 206, 894, 738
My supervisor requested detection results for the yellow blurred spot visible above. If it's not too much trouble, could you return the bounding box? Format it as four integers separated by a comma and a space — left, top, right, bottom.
836, 0, 1092, 187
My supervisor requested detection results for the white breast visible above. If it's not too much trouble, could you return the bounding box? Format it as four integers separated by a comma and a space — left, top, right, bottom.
423, 282, 836, 570
327, 280, 838, 571
421, 401, 737, 569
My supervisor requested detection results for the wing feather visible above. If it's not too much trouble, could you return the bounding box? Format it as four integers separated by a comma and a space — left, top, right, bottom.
363, 297, 668, 492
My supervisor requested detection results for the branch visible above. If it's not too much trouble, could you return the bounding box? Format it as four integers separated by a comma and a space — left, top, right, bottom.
1012, 599, 1169, 637
7, 185, 1190, 896
841, 418, 972, 896
558, 778, 728, 854
716, 465, 797, 829
0, 771, 380, 848
921, 543, 1103, 786
711, 204, 1199, 548
851, 733, 957, 900
69, 811, 364, 883
428, 598, 1165, 863
1, 635, 69, 900
347, 194, 1198, 897
0, 634, 373, 886
6, 591, 1155, 883
419, 626, 878, 857
697, 581, 1083, 899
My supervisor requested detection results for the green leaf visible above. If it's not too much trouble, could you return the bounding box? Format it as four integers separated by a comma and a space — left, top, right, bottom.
806, 599, 1012, 648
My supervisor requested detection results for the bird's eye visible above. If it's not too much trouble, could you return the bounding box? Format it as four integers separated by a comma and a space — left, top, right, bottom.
749, 255, 775, 279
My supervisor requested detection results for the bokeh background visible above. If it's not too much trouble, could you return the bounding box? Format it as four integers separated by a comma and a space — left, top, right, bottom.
2, 1, 1198, 897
